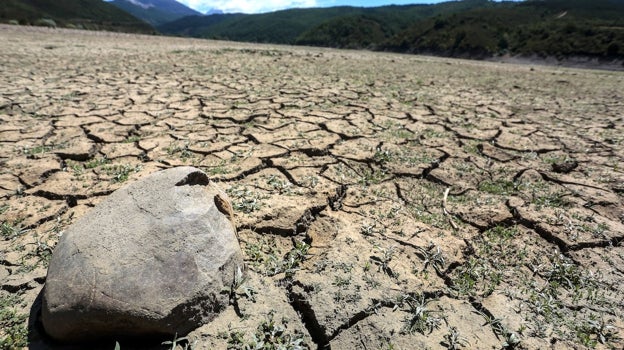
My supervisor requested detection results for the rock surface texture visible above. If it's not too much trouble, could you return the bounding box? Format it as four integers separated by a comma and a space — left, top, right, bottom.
41, 167, 243, 342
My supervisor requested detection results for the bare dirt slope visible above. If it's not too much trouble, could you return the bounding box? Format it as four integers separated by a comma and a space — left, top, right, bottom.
1, 25, 623, 349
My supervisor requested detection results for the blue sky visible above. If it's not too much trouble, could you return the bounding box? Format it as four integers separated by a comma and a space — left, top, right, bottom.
179, 0, 449, 14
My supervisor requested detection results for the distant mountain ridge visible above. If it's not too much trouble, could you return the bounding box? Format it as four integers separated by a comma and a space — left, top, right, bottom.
1, 0, 622, 62
109, 0, 201, 26
380, 0, 624, 59
157, 0, 624, 60
0, 0, 154, 33
157, 2, 489, 44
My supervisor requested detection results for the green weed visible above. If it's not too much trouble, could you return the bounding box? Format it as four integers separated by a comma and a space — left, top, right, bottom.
332, 275, 351, 288
227, 312, 308, 350
478, 179, 517, 196
103, 164, 142, 183
373, 147, 436, 168
18, 144, 58, 158
0, 222, 27, 240
485, 225, 518, 241
25, 238, 54, 267
575, 315, 619, 348
531, 253, 594, 293
358, 167, 387, 186
207, 160, 230, 176
271, 241, 309, 277
124, 135, 141, 143
400, 294, 442, 335
474, 309, 521, 349
450, 258, 480, 296
360, 222, 376, 236
421, 128, 446, 139
166, 142, 194, 161
373, 148, 393, 164
416, 243, 446, 274
442, 327, 469, 349
245, 239, 309, 277
162, 333, 194, 350
227, 185, 264, 213
301, 176, 319, 188
371, 245, 397, 278
532, 191, 570, 209
527, 292, 560, 321
223, 265, 256, 303
64, 160, 84, 177
264, 174, 297, 195
84, 157, 109, 169
0, 293, 28, 349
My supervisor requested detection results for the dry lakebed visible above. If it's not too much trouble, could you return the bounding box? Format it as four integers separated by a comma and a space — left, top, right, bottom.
0, 24, 623, 349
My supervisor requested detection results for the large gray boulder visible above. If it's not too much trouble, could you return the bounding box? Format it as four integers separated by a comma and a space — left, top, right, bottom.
42, 167, 243, 342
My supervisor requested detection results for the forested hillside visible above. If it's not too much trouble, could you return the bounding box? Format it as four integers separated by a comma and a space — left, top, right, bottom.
2, 0, 622, 60
159, 0, 624, 59
381, 0, 624, 58
158, 1, 492, 44
109, 0, 201, 26
0, 0, 155, 33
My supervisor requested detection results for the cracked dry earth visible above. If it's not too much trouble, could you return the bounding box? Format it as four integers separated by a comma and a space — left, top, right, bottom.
1, 25, 624, 350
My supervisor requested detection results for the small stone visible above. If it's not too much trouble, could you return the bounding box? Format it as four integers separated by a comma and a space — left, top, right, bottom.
551, 160, 578, 174
42, 167, 244, 342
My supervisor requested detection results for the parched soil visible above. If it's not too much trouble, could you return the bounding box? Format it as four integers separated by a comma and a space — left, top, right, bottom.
1, 25, 623, 349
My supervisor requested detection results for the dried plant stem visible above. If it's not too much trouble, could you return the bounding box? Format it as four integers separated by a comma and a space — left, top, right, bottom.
442, 187, 459, 230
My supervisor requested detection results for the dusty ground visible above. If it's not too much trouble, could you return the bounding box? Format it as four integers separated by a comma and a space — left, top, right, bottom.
1, 24, 623, 350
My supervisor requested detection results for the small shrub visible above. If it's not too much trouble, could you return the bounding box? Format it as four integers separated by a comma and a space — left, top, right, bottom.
34, 18, 56, 28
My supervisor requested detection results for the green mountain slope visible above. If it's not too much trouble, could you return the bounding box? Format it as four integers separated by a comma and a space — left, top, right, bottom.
381, 0, 624, 58
295, 0, 498, 48
159, 7, 364, 43
159, 0, 624, 60
0, 0, 155, 33
159, 2, 491, 44
109, 0, 201, 26
295, 15, 387, 49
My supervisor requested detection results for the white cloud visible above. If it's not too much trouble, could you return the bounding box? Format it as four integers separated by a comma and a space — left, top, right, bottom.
127, 0, 154, 9
178, 0, 318, 14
